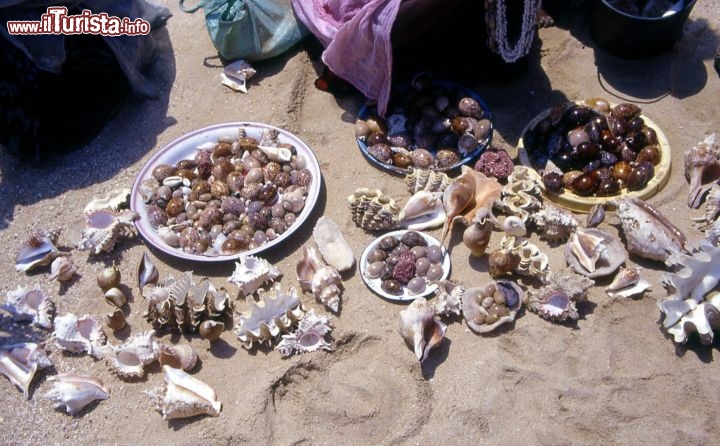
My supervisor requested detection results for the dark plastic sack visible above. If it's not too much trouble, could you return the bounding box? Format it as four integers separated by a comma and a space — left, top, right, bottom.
180, 0, 307, 61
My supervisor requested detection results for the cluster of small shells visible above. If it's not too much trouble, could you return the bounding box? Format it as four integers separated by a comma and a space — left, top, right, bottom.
364, 231, 445, 296
138, 127, 312, 257
523, 98, 662, 197
356, 83, 492, 171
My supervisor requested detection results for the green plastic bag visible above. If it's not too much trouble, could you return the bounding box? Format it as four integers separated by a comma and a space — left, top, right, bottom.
180, 0, 306, 61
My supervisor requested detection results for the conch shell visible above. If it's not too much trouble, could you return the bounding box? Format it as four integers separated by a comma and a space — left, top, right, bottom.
398, 191, 447, 231
684, 133, 720, 208
398, 297, 447, 362
0, 342, 52, 399
52, 313, 107, 358
276, 309, 334, 357
49, 257, 78, 282
441, 166, 501, 243
15, 229, 66, 273
313, 216, 355, 272
158, 343, 198, 372
45, 374, 109, 415
605, 267, 651, 299
2, 285, 54, 329
565, 228, 626, 278
296, 244, 344, 313
147, 365, 221, 420
612, 197, 686, 262
227, 255, 282, 297
236, 284, 305, 349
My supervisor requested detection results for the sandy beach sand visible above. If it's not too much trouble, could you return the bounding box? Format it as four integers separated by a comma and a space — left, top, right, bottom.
1, 1, 720, 445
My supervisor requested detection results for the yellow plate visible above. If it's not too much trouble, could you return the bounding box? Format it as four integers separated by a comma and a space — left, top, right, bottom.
517, 103, 672, 213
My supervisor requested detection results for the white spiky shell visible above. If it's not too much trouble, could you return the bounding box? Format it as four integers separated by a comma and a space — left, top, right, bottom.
147, 366, 221, 420
2, 285, 54, 329
227, 255, 282, 297
44, 374, 109, 414
104, 330, 159, 379
0, 342, 52, 399
52, 313, 106, 358
76, 209, 139, 254
236, 284, 304, 349
433, 280, 464, 317
276, 309, 334, 357
532, 203, 579, 243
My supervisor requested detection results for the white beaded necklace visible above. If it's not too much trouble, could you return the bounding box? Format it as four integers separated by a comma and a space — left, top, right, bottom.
485, 0, 540, 63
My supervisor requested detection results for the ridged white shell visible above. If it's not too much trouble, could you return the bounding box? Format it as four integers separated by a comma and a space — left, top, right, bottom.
296, 244, 344, 313
666, 291, 720, 345
147, 366, 221, 420
83, 188, 131, 213
104, 330, 159, 379
276, 309, 334, 357
2, 285, 54, 329
236, 284, 304, 349
347, 188, 400, 231
45, 374, 109, 414
433, 280, 464, 317
227, 255, 282, 297
76, 209, 139, 254
0, 342, 52, 399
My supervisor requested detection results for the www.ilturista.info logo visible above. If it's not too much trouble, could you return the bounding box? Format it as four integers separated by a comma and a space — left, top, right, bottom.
6, 6, 151, 36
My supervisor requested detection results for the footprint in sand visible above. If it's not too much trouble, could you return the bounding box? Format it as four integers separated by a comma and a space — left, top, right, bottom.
267, 333, 433, 445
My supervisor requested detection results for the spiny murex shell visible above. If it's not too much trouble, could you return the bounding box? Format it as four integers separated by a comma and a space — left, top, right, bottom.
52, 313, 107, 358
45, 374, 109, 415
313, 216, 355, 272
405, 169, 453, 194
227, 255, 282, 297
398, 297, 447, 362
276, 309, 334, 357
75, 209, 139, 254
433, 280, 465, 317
296, 244, 344, 313
525, 269, 595, 322
15, 229, 66, 273
495, 165, 543, 223
611, 197, 686, 262
347, 188, 400, 231
462, 280, 523, 334
0, 342, 52, 399
147, 365, 221, 420
144, 272, 233, 333
531, 203, 579, 243
658, 243, 720, 332
2, 285, 54, 329
236, 284, 304, 349
100, 330, 160, 379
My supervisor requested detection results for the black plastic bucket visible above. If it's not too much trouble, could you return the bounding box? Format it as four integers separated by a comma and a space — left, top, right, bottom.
591, 0, 697, 59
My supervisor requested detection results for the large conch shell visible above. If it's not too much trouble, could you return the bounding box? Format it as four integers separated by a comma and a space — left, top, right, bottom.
52, 313, 107, 358
75, 209, 139, 254
398, 298, 447, 362
15, 229, 67, 273
658, 243, 720, 330
276, 309, 334, 357
525, 269, 595, 323
313, 216, 355, 272
398, 191, 447, 231
236, 284, 305, 349
0, 342, 52, 399
564, 228, 626, 278
347, 188, 400, 231
462, 280, 523, 334
227, 255, 282, 297
147, 365, 221, 420
441, 166, 501, 243
296, 244, 344, 313
684, 133, 720, 208
2, 285, 54, 329
45, 374, 109, 415
611, 197, 686, 262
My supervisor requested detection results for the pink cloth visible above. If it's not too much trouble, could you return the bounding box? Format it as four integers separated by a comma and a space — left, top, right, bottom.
292, 0, 402, 116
